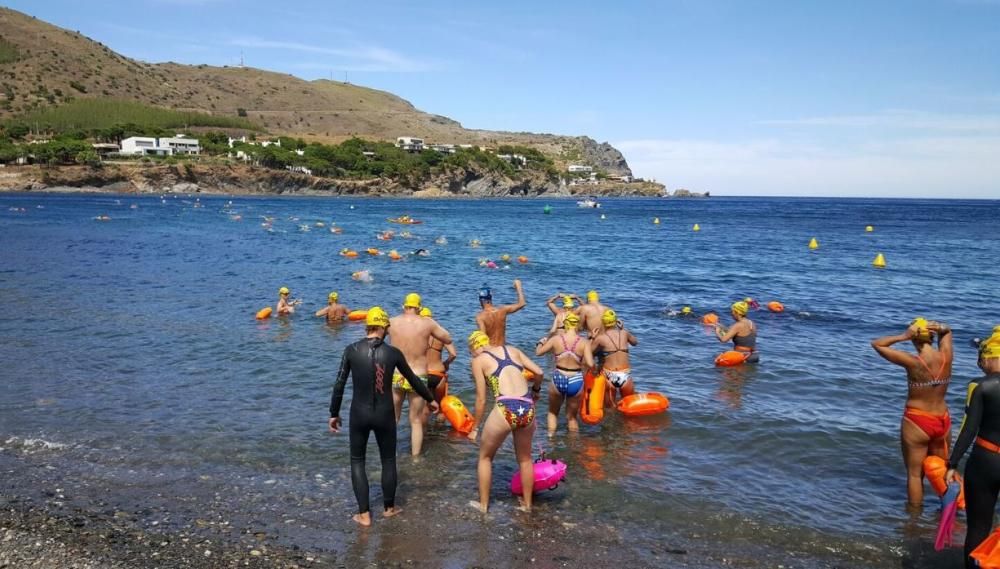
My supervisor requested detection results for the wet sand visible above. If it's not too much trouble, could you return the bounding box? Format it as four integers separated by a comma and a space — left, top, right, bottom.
0, 445, 960, 568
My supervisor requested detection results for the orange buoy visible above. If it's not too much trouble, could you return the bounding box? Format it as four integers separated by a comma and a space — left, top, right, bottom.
347, 310, 368, 321
517, 255, 529, 264
388, 250, 402, 260
617, 392, 669, 416
366, 248, 380, 256
701, 313, 719, 325
441, 395, 476, 434
255, 306, 273, 320
923, 455, 965, 510
715, 350, 750, 367
767, 301, 785, 313
340, 249, 358, 258
580, 369, 606, 425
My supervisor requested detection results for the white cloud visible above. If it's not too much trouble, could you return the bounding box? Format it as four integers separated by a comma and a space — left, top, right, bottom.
229, 37, 438, 73
615, 136, 1000, 198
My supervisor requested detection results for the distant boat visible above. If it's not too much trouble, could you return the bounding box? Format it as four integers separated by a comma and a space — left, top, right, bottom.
576, 197, 601, 208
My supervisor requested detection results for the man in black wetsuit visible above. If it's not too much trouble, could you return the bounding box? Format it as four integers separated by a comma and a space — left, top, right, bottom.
946, 326, 1000, 567
328, 306, 439, 527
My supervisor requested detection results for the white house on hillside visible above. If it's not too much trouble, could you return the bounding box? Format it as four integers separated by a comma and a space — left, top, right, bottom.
568, 164, 592, 173
396, 137, 424, 152
121, 136, 201, 156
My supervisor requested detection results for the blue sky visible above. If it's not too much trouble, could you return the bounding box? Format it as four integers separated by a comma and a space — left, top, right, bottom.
6, 0, 1000, 197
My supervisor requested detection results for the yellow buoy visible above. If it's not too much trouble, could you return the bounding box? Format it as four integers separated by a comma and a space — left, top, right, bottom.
693, 223, 700, 232
808, 237, 819, 250
873, 253, 886, 268
653, 217, 660, 225
865, 225, 874, 233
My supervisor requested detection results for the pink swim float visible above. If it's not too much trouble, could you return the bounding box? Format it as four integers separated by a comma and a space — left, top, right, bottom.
511, 455, 567, 495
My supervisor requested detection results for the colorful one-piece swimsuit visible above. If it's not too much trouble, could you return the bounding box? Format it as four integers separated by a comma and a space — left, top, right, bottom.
484, 346, 535, 430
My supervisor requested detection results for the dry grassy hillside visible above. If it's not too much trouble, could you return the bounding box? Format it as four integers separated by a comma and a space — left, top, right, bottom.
0, 7, 631, 175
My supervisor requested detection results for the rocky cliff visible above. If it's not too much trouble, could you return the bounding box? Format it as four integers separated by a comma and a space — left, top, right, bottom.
0, 163, 665, 197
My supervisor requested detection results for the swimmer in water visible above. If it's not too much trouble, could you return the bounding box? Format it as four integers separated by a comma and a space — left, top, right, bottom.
591, 309, 637, 405
276, 287, 301, 315
545, 293, 582, 337
577, 290, 611, 337
388, 293, 453, 456
476, 280, 526, 346
946, 326, 1000, 567
715, 301, 759, 363
421, 307, 457, 412
467, 330, 544, 513
536, 313, 594, 432
315, 292, 349, 323
872, 317, 953, 508
412, 248, 430, 257
328, 307, 439, 526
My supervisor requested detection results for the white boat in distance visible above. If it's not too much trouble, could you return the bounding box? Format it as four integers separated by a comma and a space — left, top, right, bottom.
576, 197, 601, 208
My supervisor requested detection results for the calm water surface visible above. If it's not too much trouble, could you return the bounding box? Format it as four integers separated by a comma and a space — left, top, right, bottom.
2, 193, 999, 566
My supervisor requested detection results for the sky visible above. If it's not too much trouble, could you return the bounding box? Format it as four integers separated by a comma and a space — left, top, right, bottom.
5, 0, 1000, 197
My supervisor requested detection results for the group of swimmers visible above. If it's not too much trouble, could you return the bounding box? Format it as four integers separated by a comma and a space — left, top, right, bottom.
873, 320, 1000, 567
310, 279, 766, 526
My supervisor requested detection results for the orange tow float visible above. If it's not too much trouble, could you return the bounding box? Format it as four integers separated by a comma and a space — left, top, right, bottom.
701, 313, 719, 325
617, 392, 669, 417
924, 456, 966, 510
580, 369, 606, 425
347, 310, 368, 321
767, 301, 785, 313
255, 307, 273, 320
715, 350, 751, 367
441, 395, 476, 434
340, 248, 358, 258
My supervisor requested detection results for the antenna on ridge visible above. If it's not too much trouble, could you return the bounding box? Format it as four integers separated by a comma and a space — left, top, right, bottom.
240, 50, 245, 68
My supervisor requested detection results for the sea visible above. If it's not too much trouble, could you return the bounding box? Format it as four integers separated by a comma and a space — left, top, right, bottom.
1, 193, 999, 568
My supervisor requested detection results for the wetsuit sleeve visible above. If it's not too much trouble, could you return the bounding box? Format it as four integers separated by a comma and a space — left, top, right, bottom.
329, 346, 352, 417
393, 348, 434, 402
949, 381, 983, 469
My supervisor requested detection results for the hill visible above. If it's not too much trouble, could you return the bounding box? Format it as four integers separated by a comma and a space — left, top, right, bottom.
0, 7, 633, 177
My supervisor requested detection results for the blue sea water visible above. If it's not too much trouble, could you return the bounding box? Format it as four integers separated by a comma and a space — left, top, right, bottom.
1, 193, 999, 566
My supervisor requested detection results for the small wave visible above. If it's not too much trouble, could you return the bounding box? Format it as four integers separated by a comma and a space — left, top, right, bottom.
4, 436, 69, 453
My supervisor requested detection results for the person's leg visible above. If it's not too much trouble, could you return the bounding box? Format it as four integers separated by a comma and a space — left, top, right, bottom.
547, 383, 564, 433
621, 376, 636, 398
372, 409, 401, 518
900, 417, 931, 507
392, 388, 404, 423
513, 420, 536, 512
408, 391, 427, 456
566, 393, 581, 432
349, 411, 373, 526
963, 451, 1000, 568
471, 408, 508, 513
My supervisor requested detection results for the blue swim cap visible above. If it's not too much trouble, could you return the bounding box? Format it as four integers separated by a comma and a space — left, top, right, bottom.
478, 286, 492, 301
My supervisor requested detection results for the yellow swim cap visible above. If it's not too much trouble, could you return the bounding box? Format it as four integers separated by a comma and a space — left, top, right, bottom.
419, 307, 432, 317
587, 290, 599, 303
601, 309, 617, 327
562, 296, 574, 308
279, 287, 290, 295
681, 306, 692, 314
468, 330, 489, 350
403, 292, 422, 309
980, 326, 1000, 359
366, 306, 390, 327
912, 317, 932, 341
564, 313, 580, 328
731, 301, 749, 316
328, 292, 339, 302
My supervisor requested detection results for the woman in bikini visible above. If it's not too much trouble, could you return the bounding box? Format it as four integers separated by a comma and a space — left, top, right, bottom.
421, 307, 456, 411
467, 331, 544, 513
714, 300, 759, 363
591, 309, 638, 405
872, 317, 953, 507
536, 313, 594, 433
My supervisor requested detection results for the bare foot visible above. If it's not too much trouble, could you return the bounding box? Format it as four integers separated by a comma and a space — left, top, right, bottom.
516, 497, 532, 513
352, 513, 372, 527
383, 506, 403, 518
468, 500, 487, 514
